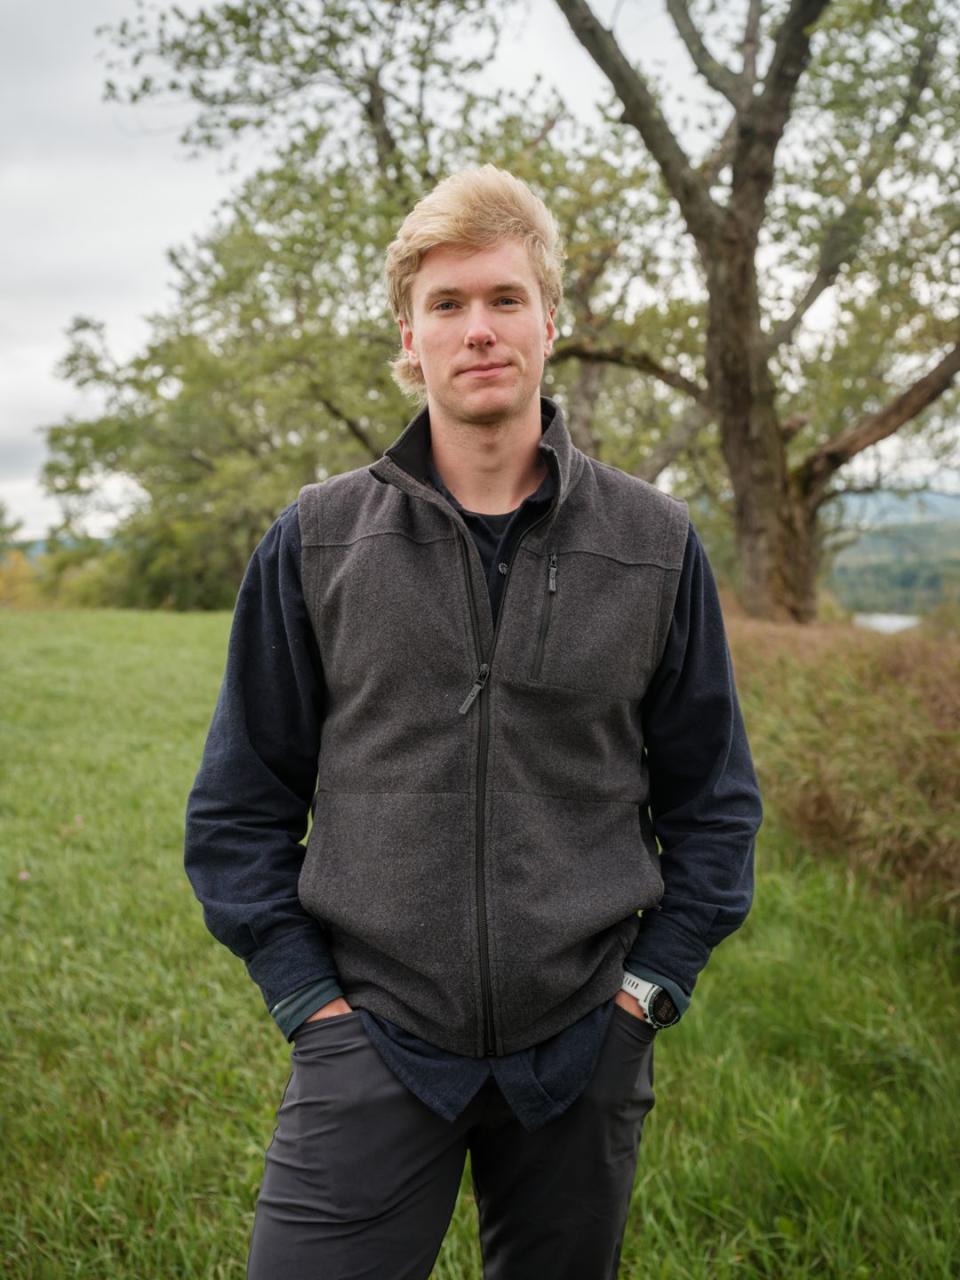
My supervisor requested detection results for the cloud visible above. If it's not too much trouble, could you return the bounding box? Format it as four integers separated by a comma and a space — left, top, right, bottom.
0, 0, 267, 539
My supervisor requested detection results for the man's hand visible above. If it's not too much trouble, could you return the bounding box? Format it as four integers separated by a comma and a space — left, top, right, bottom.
613, 990, 648, 1021
304, 996, 354, 1023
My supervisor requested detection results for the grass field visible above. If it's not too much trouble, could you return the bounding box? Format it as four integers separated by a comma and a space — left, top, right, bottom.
1, 609, 958, 1278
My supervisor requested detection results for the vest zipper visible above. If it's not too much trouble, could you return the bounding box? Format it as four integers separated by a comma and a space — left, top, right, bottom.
532, 552, 558, 680
455, 495, 559, 1057
458, 663, 489, 714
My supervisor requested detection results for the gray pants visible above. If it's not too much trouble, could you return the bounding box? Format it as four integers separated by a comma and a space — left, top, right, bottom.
247, 1004, 656, 1280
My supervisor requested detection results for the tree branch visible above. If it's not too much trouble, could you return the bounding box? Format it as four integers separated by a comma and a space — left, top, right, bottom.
695, 0, 762, 189
361, 64, 406, 187
522, 109, 564, 156
731, 0, 832, 236
741, 0, 763, 83
315, 393, 381, 458
551, 337, 710, 405
819, 477, 933, 506
185, 447, 217, 473
665, 0, 745, 107
781, 412, 810, 441
765, 32, 937, 353
634, 404, 711, 483
697, 114, 738, 190
553, 0, 721, 249
564, 240, 620, 314
796, 336, 960, 505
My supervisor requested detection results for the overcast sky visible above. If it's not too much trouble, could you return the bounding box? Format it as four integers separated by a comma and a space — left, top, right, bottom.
2, 0, 263, 536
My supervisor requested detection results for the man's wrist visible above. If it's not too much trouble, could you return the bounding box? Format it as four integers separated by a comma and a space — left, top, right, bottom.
271, 977, 344, 1040
623, 963, 691, 1019
302, 996, 353, 1025
614, 989, 649, 1020
620, 973, 682, 1028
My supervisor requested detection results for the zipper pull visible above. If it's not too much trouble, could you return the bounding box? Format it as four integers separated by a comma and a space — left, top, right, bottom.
458, 663, 490, 715
548, 553, 558, 593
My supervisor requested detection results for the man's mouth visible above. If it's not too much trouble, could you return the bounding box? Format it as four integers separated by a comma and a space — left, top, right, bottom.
460, 363, 510, 377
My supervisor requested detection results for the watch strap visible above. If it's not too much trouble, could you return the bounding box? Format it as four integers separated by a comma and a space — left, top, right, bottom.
620, 973, 681, 1028
620, 972, 660, 1006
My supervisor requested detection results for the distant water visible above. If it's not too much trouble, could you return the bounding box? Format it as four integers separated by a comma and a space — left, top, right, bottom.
853, 613, 921, 634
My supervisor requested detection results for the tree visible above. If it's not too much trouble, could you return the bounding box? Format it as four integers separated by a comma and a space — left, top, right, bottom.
0, 499, 23, 557
48, 0, 960, 616
94, 0, 723, 470
551, 0, 960, 617
44, 3, 697, 607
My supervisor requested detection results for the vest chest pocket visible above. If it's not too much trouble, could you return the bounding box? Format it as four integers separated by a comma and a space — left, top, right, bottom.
531, 553, 558, 680
527, 549, 664, 699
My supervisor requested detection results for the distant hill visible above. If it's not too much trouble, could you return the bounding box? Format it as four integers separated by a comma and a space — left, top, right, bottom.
14, 536, 102, 561
827, 491, 960, 614
835, 489, 960, 527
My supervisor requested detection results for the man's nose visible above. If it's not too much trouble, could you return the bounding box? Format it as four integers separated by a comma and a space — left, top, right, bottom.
464, 305, 496, 347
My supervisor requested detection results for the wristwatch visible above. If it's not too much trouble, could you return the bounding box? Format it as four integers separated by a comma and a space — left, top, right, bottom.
620, 973, 681, 1029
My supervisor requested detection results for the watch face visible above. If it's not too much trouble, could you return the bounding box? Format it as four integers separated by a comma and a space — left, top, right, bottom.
650, 990, 679, 1026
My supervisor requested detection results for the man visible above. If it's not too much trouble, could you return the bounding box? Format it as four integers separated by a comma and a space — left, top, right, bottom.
185, 165, 761, 1280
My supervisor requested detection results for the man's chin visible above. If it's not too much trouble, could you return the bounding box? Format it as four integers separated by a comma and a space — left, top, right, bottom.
446, 384, 529, 425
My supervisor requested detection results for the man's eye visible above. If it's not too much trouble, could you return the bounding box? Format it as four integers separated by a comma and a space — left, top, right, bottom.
434, 300, 458, 311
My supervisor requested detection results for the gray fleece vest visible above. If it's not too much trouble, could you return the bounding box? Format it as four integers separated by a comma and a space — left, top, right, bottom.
297, 398, 689, 1056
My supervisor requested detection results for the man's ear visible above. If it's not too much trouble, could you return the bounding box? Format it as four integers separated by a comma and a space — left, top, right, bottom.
544, 308, 557, 358
400, 318, 419, 367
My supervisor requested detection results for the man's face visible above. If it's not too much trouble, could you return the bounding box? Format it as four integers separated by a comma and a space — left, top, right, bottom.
399, 239, 556, 427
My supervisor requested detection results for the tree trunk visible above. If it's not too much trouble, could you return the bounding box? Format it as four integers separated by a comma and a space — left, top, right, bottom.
705, 234, 821, 621
727, 466, 821, 622
563, 358, 603, 454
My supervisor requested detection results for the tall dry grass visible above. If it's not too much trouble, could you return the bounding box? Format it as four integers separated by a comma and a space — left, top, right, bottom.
728, 614, 959, 919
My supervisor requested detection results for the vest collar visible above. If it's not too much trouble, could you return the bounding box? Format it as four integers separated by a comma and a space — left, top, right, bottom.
369, 396, 585, 518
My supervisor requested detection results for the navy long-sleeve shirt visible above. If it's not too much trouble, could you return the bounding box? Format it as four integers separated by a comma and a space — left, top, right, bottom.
185, 438, 761, 1132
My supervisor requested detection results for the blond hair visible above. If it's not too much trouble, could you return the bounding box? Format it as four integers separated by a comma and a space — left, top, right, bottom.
384, 165, 565, 398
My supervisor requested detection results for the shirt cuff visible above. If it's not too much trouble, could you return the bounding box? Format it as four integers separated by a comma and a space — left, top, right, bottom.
244, 922, 341, 1012
625, 909, 713, 1002
271, 977, 345, 1040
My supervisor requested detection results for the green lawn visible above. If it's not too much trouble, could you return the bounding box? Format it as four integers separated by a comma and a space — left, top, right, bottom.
1, 609, 957, 1278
